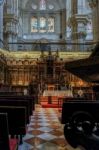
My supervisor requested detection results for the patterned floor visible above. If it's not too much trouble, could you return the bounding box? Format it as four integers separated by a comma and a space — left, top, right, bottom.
18, 105, 82, 150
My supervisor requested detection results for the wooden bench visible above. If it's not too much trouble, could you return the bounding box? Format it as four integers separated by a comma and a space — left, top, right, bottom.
0, 113, 18, 150
0, 95, 35, 143
9, 95, 35, 112
62, 101, 99, 150
58, 97, 85, 110
0, 106, 26, 144
61, 101, 98, 124
0, 99, 30, 124
0, 95, 35, 113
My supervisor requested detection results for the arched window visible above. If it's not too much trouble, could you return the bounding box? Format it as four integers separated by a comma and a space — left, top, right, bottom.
78, 0, 86, 14
31, 1, 55, 33
40, 0, 46, 10
86, 19, 93, 40
31, 17, 38, 32
78, 0, 91, 14
48, 17, 54, 32
40, 17, 46, 32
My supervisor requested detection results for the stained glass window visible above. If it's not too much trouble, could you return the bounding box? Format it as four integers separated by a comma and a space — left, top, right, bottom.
32, 4, 37, 10
31, 2, 55, 33
86, 20, 93, 40
31, 17, 38, 32
40, 17, 46, 32
67, 26, 71, 38
48, 4, 54, 10
78, 0, 86, 14
48, 17, 54, 32
40, 0, 46, 10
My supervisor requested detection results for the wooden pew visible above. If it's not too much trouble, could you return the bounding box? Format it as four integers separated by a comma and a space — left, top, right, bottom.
0, 99, 30, 124
0, 113, 18, 150
0, 95, 35, 143
0, 106, 26, 144
0, 95, 35, 113
61, 101, 99, 124
61, 101, 99, 150
0, 113, 10, 150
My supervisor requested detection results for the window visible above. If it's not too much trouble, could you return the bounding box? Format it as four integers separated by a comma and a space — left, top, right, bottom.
66, 26, 71, 38
31, 1, 55, 33
31, 17, 38, 32
78, 23, 85, 32
86, 20, 93, 40
48, 4, 54, 10
31, 17, 55, 33
32, 4, 37, 10
78, 0, 85, 14
48, 17, 54, 32
40, 0, 46, 10
40, 17, 46, 32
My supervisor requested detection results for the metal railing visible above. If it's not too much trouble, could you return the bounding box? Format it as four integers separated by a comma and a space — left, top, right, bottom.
7, 41, 96, 52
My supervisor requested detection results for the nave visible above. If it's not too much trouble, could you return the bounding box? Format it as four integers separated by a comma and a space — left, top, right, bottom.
18, 105, 82, 150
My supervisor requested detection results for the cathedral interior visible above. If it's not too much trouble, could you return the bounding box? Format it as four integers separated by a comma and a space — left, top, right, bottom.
0, 0, 99, 150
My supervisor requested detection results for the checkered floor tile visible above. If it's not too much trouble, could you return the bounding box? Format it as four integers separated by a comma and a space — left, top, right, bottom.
18, 105, 82, 150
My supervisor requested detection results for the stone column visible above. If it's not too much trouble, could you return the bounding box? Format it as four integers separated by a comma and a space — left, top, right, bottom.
14, 0, 18, 16
61, 8, 66, 40
0, 0, 4, 48
69, 0, 88, 51
88, 0, 99, 41
59, 8, 66, 50
7, 0, 12, 14
71, 0, 78, 51
16, 0, 19, 16
8, 35, 13, 50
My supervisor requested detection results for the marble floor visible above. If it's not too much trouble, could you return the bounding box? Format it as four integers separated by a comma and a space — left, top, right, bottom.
18, 105, 82, 150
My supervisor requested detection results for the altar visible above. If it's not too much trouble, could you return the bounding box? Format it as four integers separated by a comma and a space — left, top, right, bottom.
42, 90, 73, 104
43, 90, 73, 97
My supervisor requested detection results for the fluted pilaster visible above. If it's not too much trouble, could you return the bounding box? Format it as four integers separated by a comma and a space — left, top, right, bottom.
0, 1, 4, 48
70, 0, 87, 51
87, 0, 99, 41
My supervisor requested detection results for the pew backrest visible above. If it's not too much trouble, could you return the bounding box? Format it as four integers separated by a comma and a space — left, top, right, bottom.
0, 95, 35, 112
62, 101, 99, 124
0, 113, 10, 150
0, 106, 26, 135
0, 99, 30, 123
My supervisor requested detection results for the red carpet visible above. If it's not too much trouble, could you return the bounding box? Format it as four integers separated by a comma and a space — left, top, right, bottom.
41, 104, 59, 108
9, 139, 18, 150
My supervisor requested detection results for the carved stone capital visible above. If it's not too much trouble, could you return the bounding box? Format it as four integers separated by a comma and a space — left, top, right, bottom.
88, 0, 98, 8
